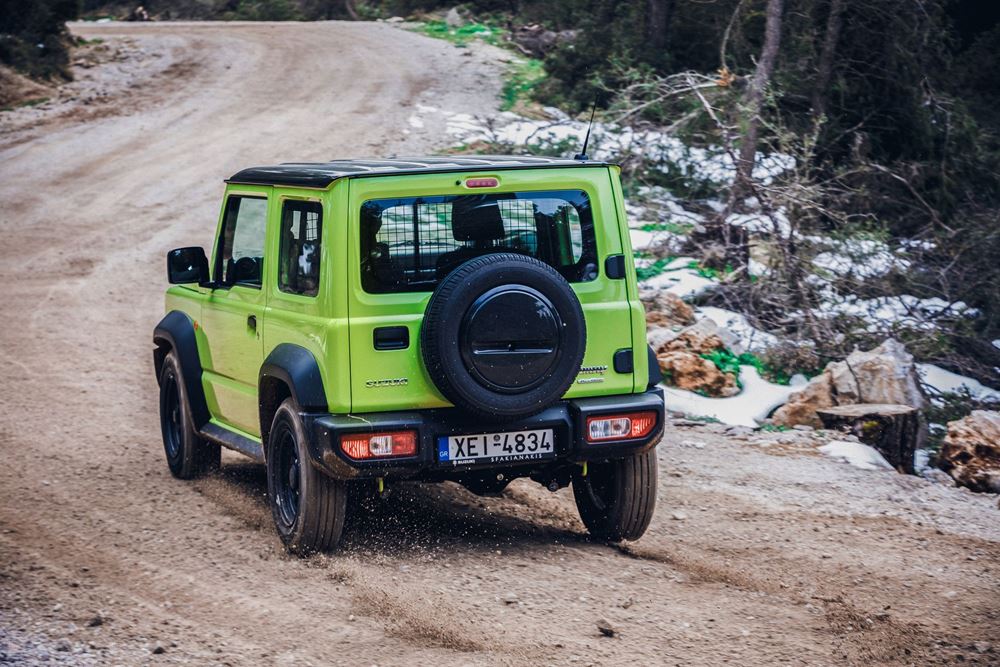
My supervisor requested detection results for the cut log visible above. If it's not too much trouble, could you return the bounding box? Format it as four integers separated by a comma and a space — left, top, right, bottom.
816, 403, 920, 474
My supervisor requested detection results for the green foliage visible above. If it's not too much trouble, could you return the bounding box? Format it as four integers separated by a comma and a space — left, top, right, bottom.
759, 424, 790, 432
635, 257, 670, 282
1, 97, 50, 111
418, 20, 503, 46
758, 342, 825, 382
414, 18, 544, 112
921, 389, 990, 452
222, 0, 304, 20
700, 348, 793, 386
637, 221, 693, 235
501, 57, 545, 111
923, 390, 978, 429
687, 261, 733, 281
0, 0, 80, 80
700, 349, 742, 378
737, 352, 793, 386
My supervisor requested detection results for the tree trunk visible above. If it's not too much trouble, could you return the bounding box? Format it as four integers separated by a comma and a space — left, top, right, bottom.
646, 0, 675, 52
816, 403, 920, 474
344, 0, 359, 20
730, 0, 784, 205
811, 0, 845, 120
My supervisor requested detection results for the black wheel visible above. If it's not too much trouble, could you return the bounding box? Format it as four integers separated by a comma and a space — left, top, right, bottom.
158, 351, 220, 479
266, 399, 346, 554
573, 449, 658, 541
420, 253, 586, 421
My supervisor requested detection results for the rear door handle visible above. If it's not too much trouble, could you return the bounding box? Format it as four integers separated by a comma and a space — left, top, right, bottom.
247, 314, 257, 330
373, 326, 409, 350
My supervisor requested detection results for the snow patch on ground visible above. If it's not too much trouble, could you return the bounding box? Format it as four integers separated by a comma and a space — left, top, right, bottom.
818, 294, 977, 332
662, 366, 805, 427
416, 107, 794, 186
627, 185, 705, 226
696, 306, 779, 353
917, 363, 1000, 403
726, 208, 792, 240
812, 238, 911, 279
629, 229, 657, 251
819, 440, 894, 471
641, 263, 716, 299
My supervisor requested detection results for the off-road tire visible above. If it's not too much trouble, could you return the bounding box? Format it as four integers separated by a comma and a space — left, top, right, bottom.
158, 351, 220, 479
421, 253, 586, 421
266, 399, 346, 554
573, 449, 658, 541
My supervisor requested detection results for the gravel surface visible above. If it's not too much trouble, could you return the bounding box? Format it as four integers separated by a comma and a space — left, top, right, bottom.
1, 20, 998, 667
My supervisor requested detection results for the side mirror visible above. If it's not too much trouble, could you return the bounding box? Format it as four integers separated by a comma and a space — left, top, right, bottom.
167, 247, 210, 285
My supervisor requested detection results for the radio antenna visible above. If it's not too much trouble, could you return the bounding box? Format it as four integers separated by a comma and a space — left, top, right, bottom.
574, 98, 598, 161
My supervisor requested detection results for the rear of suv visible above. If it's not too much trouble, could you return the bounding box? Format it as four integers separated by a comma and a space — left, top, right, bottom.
154, 156, 665, 553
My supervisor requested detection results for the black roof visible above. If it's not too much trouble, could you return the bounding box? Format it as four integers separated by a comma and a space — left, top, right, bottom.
226, 155, 611, 188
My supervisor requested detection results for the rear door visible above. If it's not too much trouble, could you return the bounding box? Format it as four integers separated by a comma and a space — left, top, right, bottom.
346, 168, 635, 414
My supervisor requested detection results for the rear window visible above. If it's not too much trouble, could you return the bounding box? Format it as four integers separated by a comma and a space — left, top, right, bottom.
360, 190, 598, 293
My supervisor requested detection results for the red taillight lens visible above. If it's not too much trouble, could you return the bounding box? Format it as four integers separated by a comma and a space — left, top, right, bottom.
465, 177, 499, 188
586, 412, 657, 443
341, 431, 417, 459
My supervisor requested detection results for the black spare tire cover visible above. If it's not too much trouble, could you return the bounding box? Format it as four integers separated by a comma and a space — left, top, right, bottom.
421, 253, 586, 421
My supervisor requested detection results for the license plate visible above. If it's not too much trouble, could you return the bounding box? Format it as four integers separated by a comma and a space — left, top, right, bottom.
438, 428, 555, 466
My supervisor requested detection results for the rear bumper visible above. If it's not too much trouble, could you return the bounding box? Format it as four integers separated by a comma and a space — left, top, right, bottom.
302, 387, 665, 480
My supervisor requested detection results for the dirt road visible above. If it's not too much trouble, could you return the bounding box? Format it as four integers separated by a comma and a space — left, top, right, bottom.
1, 21, 998, 666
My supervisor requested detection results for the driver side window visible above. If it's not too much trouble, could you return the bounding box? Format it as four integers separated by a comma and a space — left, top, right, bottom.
217, 196, 267, 288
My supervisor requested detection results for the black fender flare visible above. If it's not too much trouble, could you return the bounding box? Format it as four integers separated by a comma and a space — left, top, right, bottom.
259, 344, 328, 443
153, 311, 211, 429
647, 344, 663, 389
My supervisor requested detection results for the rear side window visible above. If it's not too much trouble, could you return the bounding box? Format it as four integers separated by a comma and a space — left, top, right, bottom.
217, 196, 267, 288
360, 190, 597, 293
278, 200, 322, 297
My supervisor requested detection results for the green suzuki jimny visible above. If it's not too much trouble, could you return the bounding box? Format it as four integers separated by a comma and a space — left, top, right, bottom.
154, 156, 665, 553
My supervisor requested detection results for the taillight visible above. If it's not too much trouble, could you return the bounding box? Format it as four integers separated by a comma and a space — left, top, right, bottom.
465, 177, 499, 188
341, 431, 417, 459
586, 412, 657, 443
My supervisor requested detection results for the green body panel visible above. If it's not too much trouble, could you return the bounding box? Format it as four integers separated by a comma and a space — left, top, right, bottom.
608, 166, 650, 392
344, 167, 635, 414
260, 183, 352, 416
166, 165, 647, 437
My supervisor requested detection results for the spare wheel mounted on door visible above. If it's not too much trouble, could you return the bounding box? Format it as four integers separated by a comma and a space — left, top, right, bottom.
420, 252, 587, 421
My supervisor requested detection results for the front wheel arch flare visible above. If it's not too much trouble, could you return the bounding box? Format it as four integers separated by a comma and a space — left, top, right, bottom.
153, 311, 210, 430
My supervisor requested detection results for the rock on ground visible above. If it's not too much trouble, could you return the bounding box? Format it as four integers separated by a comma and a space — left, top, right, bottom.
772, 338, 928, 429
641, 289, 695, 329
939, 410, 1000, 492
650, 318, 739, 397
657, 351, 740, 397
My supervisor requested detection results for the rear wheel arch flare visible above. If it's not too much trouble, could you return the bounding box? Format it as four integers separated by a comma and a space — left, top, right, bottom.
258, 343, 329, 443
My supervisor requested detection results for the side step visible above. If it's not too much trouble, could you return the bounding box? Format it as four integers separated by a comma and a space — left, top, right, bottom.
200, 423, 264, 463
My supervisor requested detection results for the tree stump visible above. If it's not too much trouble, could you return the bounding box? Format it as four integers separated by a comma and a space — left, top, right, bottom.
816, 403, 921, 474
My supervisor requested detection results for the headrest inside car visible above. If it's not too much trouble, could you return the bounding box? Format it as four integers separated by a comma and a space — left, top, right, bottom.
451, 197, 505, 242
360, 201, 384, 236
